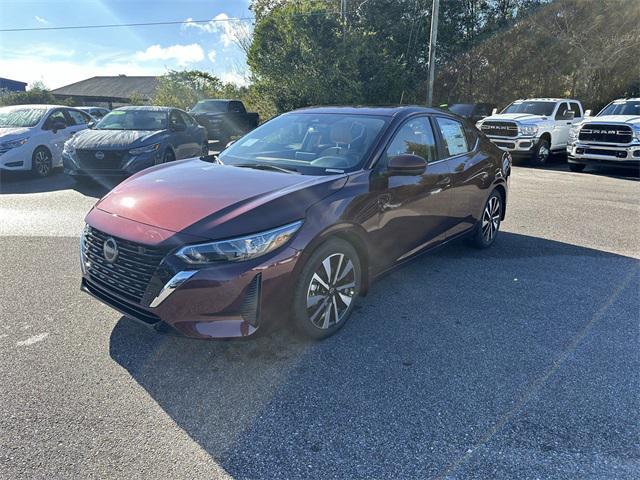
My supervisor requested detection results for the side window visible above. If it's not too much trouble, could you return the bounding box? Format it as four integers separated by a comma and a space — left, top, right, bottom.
179, 111, 196, 127
229, 101, 245, 114
555, 102, 570, 120
569, 102, 582, 118
169, 110, 186, 129
383, 117, 437, 166
43, 110, 67, 130
435, 117, 469, 157
67, 109, 89, 125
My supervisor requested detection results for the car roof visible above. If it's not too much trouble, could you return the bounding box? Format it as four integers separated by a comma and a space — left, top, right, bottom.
115, 106, 173, 112
288, 105, 448, 118
0, 104, 68, 110
518, 98, 580, 103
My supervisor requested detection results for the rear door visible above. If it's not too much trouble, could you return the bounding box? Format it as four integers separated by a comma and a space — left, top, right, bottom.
434, 116, 490, 238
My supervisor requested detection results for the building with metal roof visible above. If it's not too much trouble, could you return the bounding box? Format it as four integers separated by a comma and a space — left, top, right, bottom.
51, 75, 159, 108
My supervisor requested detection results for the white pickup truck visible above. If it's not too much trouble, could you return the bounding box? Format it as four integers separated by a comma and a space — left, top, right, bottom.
476, 98, 583, 165
566, 98, 640, 172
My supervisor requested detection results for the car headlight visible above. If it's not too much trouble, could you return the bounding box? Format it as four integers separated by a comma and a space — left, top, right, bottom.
63, 140, 75, 155
568, 125, 580, 142
634, 127, 640, 142
129, 143, 160, 156
1, 137, 29, 149
475, 121, 483, 129
175, 221, 303, 264
518, 124, 538, 136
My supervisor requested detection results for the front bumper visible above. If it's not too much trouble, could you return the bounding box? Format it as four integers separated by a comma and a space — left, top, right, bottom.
80, 211, 301, 339
0, 144, 30, 171
63, 149, 158, 177
567, 142, 640, 168
486, 136, 537, 155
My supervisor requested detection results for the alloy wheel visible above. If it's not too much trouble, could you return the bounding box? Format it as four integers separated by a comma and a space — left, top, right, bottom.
537, 144, 550, 164
34, 150, 51, 176
306, 253, 357, 329
481, 195, 501, 243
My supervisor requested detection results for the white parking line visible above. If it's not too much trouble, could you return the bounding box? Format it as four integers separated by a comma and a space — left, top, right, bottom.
16, 333, 49, 346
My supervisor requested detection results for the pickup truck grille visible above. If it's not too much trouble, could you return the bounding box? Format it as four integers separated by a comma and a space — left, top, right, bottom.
76, 149, 126, 170
480, 121, 518, 138
82, 226, 167, 304
578, 124, 633, 144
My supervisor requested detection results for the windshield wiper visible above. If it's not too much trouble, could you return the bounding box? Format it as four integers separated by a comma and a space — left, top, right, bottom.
233, 163, 300, 174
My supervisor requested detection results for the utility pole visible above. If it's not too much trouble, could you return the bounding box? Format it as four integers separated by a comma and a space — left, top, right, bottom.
426, 0, 440, 106
341, 0, 347, 40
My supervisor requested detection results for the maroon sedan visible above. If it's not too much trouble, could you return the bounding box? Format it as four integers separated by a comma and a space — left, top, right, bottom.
80, 106, 510, 339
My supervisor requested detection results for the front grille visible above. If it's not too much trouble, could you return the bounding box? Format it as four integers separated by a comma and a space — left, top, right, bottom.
578, 124, 633, 144
82, 226, 167, 304
494, 141, 516, 149
481, 121, 518, 138
585, 148, 626, 158
76, 149, 126, 170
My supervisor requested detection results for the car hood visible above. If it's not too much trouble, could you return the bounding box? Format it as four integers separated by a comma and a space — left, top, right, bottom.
71, 128, 166, 149
582, 115, 640, 126
483, 113, 550, 123
93, 158, 347, 240
0, 127, 32, 140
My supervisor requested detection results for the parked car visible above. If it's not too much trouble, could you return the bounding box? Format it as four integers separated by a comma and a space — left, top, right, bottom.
80, 106, 510, 340
0, 104, 93, 177
63, 106, 207, 181
476, 98, 583, 165
567, 98, 640, 172
78, 106, 110, 120
448, 103, 496, 123
189, 99, 259, 146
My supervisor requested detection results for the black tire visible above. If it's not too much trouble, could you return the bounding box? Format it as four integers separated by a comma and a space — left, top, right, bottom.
161, 149, 175, 164
470, 190, 503, 249
292, 238, 362, 340
569, 163, 586, 172
532, 138, 551, 166
32, 146, 53, 177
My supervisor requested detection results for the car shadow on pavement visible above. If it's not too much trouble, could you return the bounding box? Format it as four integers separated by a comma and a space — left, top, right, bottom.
109, 232, 639, 479
0, 170, 113, 197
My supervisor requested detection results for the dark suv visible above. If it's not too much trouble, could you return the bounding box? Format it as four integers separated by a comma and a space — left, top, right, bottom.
80, 106, 510, 340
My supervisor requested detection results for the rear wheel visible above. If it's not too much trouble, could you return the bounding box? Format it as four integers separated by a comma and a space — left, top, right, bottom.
32, 147, 53, 177
532, 138, 550, 166
292, 238, 361, 340
470, 190, 502, 249
569, 163, 586, 172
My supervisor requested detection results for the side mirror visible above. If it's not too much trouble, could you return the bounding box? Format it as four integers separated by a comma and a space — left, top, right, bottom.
387, 154, 427, 176
51, 120, 67, 133
88, 121, 96, 129
584, 109, 592, 117
491, 108, 498, 115
564, 111, 575, 120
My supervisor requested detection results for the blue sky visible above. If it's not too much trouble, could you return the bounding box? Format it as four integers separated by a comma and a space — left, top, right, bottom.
0, 0, 253, 89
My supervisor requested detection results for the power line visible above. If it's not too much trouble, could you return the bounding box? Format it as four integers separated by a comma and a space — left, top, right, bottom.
0, 11, 339, 33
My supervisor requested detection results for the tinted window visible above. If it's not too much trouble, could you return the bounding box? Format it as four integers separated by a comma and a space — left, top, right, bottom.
229, 101, 245, 113
96, 110, 167, 130
44, 110, 68, 129
67, 109, 90, 125
502, 101, 556, 116
384, 117, 438, 164
449, 104, 473, 116
435, 117, 469, 157
220, 113, 387, 174
569, 102, 582, 118
179, 111, 197, 127
170, 110, 186, 129
475, 104, 493, 116
191, 100, 228, 113
555, 102, 570, 120
598, 101, 640, 116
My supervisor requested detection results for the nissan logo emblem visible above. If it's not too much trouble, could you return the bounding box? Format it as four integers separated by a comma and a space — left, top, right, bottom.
103, 237, 119, 263
95, 151, 105, 160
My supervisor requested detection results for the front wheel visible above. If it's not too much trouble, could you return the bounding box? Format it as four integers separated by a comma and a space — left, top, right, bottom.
470, 190, 502, 249
292, 238, 361, 340
532, 138, 551, 166
160, 149, 175, 164
32, 147, 53, 177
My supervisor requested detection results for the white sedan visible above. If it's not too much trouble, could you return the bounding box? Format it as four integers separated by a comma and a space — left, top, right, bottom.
0, 104, 94, 177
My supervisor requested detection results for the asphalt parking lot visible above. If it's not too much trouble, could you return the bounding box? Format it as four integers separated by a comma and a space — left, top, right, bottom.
0, 163, 638, 479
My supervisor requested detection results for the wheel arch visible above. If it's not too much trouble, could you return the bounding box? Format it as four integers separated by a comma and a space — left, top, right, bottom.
539, 131, 551, 145
493, 183, 507, 220
31, 144, 53, 169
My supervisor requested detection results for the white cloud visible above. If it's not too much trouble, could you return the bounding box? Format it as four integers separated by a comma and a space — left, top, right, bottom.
35, 16, 48, 24
135, 43, 204, 66
220, 70, 249, 87
183, 13, 250, 48
207, 49, 217, 63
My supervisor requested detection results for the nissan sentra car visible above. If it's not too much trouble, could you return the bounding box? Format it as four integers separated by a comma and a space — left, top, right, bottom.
80, 106, 510, 340
63, 106, 207, 181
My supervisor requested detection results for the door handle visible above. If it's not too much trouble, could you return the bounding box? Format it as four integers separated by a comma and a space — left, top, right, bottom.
454, 163, 465, 173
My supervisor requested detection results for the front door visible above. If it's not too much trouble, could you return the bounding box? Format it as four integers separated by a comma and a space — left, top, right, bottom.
42, 109, 71, 165
553, 102, 574, 149
368, 116, 453, 270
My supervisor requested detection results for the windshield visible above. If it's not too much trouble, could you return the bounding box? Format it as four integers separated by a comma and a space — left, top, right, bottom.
219, 113, 387, 174
96, 110, 167, 130
191, 100, 227, 113
598, 101, 640, 116
0, 107, 46, 128
449, 104, 474, 116
502, 101, 556, 116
